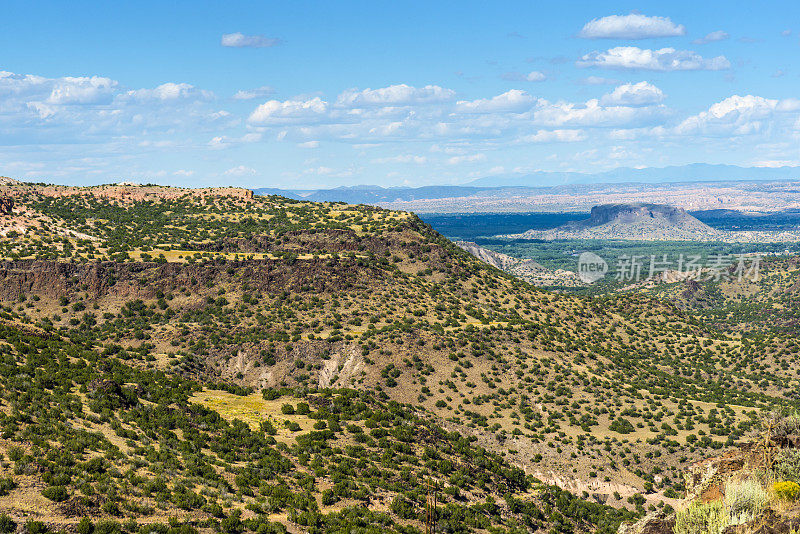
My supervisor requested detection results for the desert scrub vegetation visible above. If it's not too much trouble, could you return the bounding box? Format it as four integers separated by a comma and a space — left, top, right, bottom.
4, 183, 800, 530
674, 500, 726, 534
724, 477, 768, 525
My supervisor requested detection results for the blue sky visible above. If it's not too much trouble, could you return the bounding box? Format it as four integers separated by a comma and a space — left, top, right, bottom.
2, 0, 799, 188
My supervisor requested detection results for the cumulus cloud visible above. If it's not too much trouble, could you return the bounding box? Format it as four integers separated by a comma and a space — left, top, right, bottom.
518, 129, 586, 143
532, 98, 665, 128
579, 76, 620, 85
753, 159, 800, 168
221, 33, 282, 48
447, 153, 486, 165
675, 95, 795, 136
233, 86, 275, 100
127, 82, 211, 101
455, 90, 536, 113
248, 97, 328, 124
579, 14, 685, 39
600, 81, 664, 106
693, 30, 729, 45
336, 84, 455, 107
578, 46, 730, 71
501, 71, 547, 82
224, 165, 257, 176
47, 76, 118, 105
373, 154, 428, 164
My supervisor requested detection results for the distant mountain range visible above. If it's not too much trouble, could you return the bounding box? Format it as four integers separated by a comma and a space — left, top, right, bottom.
253, 164, 800, 207
469, 163, 800, 187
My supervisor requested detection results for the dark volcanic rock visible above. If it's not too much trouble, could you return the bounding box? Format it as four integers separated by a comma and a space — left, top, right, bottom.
0, 196, 13, 215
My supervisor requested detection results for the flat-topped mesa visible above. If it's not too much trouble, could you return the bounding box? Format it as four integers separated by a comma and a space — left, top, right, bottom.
1, 181, 253, 203
583, 202, 711, 229
36, 184, 254, 202
504, 202, 721, 241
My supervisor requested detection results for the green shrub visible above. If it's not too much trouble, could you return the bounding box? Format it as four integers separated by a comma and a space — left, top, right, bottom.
0, 514, 17, 534
26, 521, 48, 534
94, 521, 121, 534
774, 449, 800, 484
77, 517, 94, 534
725, 478, 767, 526
674, 500, 726, 534
41, 485, 69, 502
280, 404, 295, 415
0, 477, 16, 496
390, 495, 417, 520
610, 418, 635, 434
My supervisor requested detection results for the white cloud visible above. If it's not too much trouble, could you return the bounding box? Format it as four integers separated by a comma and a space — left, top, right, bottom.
173, 169, 195, 176
600, 81, 664, 106
127, 82, 211, 101
373, 154, 428, 164
693, 30, 729, 45
248, 97, 328, 124
502, 71, 547, 82
532, 98, 664, 127
336, 84, 455, 107
518, 129, 587, 143
753, 159, 800, 168
233, 86, 275, 100
47, 76, 118, 105
221, 33, 281, 48
579, 14, 685, 39
447, 154, 486, 165
578, 47, 730, 71
455, 90, 536, 113
298, 140, 320, 148
675, 95, 796, 136
224, 165, 257, 176
579, 76, 620, 85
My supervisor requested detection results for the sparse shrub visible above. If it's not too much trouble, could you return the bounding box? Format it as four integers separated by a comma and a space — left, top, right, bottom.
773, 481, 800, 501
774, 449, 800, 484
725, 478, 767, 526
674, 500, 726, 534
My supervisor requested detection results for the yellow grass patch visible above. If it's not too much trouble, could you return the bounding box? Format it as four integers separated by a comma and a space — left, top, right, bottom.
190, 390, 317, 443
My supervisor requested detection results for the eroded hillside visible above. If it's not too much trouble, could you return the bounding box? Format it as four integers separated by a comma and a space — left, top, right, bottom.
0, 181, 797, 533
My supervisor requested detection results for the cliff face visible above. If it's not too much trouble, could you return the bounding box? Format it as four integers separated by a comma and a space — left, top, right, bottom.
0, 257, 389, 302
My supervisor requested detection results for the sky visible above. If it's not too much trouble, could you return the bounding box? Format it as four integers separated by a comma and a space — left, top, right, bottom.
2, 0, 800, 188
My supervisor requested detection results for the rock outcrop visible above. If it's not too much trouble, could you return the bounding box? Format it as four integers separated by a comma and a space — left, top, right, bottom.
0, 197, 12, 215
